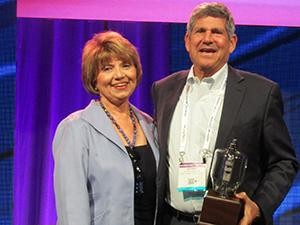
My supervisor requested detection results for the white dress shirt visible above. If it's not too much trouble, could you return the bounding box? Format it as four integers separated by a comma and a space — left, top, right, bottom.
167, 64, 228, 212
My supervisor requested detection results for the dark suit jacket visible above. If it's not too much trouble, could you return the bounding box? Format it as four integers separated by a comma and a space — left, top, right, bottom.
151, 66, 298, 225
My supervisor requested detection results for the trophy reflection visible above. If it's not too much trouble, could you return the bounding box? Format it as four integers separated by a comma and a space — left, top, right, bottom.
199, 138, 248, 225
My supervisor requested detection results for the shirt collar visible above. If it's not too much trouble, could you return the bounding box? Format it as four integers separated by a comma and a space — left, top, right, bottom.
187, 64, 228, 90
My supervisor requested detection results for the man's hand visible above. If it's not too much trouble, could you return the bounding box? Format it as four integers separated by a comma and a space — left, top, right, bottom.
235, 192, 261, 225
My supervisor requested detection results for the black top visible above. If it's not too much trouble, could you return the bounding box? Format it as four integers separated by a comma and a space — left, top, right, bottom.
126, 143, 156, 225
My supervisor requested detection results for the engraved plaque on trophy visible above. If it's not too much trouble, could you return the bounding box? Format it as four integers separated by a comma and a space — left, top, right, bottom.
198, 139, 248, 225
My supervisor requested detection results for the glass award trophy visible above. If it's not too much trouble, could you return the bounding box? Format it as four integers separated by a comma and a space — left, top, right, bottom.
198, 139, 248, 225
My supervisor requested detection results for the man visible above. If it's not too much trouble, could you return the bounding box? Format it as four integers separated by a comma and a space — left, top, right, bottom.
152, 2, 298, 225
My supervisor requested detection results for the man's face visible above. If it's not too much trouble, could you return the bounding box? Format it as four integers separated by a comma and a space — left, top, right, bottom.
185, 16, 237, 78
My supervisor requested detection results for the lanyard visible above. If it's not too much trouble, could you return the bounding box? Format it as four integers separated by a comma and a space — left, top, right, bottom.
179, 75, 227, 163
179, 84, 191, 163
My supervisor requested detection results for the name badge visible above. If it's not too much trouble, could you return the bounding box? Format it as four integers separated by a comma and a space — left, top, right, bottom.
177, 162, 207, 192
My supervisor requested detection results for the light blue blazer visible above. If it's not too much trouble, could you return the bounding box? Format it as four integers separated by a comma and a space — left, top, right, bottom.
53, 100, 160, 225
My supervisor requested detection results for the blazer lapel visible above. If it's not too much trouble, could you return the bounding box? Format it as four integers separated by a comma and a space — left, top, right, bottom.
160, 73, 187, 147
215, 67, 246, 149
81, 100, 127, 152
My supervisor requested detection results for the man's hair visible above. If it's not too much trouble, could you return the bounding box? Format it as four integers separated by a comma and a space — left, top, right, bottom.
186, 2, 236, 38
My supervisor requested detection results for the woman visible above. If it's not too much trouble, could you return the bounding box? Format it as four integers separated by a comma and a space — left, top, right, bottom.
53, 31, 159, 225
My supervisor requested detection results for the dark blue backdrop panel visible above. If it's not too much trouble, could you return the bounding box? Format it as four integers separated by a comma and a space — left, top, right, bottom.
228, 25, 300, 225
170, 23, 300, 224
0, 0, 15, 224
14, 18, 299, 225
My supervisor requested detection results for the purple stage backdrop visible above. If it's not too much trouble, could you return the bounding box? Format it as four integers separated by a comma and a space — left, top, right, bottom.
15, 19, 169, 225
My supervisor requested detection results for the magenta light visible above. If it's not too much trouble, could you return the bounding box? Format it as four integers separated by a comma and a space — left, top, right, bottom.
17, 0, 300, 27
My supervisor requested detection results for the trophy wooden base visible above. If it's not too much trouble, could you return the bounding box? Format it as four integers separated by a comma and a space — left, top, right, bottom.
198, 190, 244, 225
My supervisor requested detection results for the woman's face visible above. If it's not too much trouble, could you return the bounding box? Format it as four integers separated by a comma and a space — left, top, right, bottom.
96, 58, 137, 106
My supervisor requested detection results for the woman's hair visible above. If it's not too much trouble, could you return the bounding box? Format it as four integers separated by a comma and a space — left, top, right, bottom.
186, 2, 236, 38
82, 31, 142, 95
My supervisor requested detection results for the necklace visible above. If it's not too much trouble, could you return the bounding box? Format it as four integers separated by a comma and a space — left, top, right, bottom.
99, 100, 137, 149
